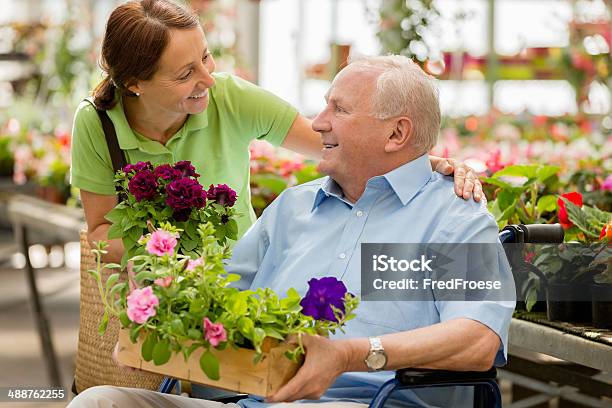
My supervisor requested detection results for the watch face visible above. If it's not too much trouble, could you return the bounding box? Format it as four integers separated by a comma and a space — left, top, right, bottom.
367, 352, 387, 370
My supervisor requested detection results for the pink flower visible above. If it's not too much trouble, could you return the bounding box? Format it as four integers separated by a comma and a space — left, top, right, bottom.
203, 317, 227, 347
146, 230, 178, 257
602, 175, 612, 191
154, 276, 173, 288
126, 286, 159, 324
186, 258, 204, 271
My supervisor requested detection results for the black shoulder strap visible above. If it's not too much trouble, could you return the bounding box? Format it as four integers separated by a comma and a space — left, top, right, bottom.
98, 109, 127, 173
85, 98, 127, 173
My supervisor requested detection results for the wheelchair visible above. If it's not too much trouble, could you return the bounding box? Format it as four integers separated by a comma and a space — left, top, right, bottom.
157, 224, 565, 408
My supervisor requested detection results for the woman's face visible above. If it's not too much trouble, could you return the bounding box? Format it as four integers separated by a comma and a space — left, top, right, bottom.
131, 27, 216, 116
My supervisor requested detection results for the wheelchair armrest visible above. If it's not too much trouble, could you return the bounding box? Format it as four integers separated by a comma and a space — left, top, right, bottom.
395, 367, 497, 386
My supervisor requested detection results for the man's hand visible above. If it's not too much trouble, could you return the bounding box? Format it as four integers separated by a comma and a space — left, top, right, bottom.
267, 335, 349, 402
429, 156, 484, 202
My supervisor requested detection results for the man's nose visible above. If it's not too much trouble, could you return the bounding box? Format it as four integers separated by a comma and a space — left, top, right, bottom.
312, 110, 331, 133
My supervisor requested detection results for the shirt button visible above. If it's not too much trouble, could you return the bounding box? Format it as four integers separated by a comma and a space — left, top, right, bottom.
338, 253, 346, 259
356, 210, 364, 217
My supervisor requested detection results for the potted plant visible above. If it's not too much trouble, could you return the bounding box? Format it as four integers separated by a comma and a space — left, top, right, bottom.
484, 164, 561, 312
536, 193, 611, 322
90, 225, 358, 396
105, 161, 240, 265
590, 222, 611, 328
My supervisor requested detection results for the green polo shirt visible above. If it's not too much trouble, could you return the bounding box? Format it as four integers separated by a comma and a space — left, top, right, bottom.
70, 73, 298, 238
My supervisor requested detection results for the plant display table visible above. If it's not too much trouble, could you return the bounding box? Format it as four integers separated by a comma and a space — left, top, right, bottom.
503, 316, 611, 407
7, 194, 84, 387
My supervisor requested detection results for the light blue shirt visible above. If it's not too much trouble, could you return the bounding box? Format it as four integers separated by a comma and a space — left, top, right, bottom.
227, 154, 515, 408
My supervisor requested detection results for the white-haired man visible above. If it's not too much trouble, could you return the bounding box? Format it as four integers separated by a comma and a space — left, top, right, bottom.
69, 56, 514, 408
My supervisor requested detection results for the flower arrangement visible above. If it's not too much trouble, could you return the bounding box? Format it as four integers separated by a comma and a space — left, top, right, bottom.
90, 225, 358, 381
105, 161, 239, 265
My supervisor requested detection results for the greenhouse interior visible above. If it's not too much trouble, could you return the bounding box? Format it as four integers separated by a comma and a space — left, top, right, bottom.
0, 0, 610, 407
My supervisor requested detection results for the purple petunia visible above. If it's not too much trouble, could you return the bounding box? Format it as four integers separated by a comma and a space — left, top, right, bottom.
165, 178, 206, 221
299, 277, 347, 322
128, 170, 158, 201
154, 164, 182, 181
123, 161, 152, 174
174, 161, 200, 178
207, 184, 237, 207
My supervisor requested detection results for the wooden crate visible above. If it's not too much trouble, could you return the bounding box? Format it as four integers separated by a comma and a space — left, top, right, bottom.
117, 329, 302, 397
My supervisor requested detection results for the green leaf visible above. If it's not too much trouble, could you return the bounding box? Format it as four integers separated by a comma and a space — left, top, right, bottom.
152, 340, 172, 365
493, 165, 538, 179
105, 207, 126, 224
98, 312, 109, 335
129, 325, 142, 343
482, 177, 526, 193
188, 329, 202, 340
230, 293, 248, 315
525, 286, 538, 312
263, 327, 285, 340
119, 311, 130, 328
108, 222, 124, 240
199, 350, 220, 381
496, 190, 518, 211
141, 334, 157, 362
583, 205, 611, 225
562, 198, 599, 238
189, 299, 206, 314
105, 273, 120, 293
237, 317, 254, 337
535, 166, 560, 183
536, 195, 557, 215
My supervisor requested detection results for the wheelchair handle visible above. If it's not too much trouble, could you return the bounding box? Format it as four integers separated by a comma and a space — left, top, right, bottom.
502, 224, 564, 244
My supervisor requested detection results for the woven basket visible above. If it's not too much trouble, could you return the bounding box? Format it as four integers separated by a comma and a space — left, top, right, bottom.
74, 230, 164, 393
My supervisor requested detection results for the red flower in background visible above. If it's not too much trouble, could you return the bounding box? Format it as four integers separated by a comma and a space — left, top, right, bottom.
557, 192, 583, 229
600, 222, 612, 241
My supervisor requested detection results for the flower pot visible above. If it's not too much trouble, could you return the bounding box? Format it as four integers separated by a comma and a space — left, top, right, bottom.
591, 283, 612, 329
546, 283, 592, 322
117, 329, 302, 397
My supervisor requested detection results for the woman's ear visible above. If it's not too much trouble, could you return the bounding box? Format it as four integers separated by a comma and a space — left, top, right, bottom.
125, 80, 143, 96
384, 117, 413, 153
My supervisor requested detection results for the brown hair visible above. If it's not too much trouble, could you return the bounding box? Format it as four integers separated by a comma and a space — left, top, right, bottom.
93, 0, 200, 110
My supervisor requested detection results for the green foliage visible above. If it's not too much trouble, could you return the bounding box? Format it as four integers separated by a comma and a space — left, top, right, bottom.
485, 164, 561, 229
90, 226, 358, 381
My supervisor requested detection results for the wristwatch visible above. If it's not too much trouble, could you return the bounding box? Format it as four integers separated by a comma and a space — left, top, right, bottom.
364, 337, 388, 372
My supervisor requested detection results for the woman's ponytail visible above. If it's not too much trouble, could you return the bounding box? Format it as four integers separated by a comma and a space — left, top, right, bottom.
92, 76, 118, 110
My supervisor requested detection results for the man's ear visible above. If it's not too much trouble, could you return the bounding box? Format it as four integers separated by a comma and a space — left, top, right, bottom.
384, 117, 412, 153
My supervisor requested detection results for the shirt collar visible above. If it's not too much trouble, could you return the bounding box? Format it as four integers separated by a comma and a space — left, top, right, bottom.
107, 91, 209, 151
382, 153, 433, 206
311, 154, 433, 210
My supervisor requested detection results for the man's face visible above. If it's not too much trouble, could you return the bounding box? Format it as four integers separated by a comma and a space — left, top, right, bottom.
312, 65, 390, 186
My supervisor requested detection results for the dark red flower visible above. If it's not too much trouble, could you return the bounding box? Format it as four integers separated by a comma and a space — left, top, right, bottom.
154, 164, 182, 181
165, 178, 206, 215
173, 161, 200, 178
123, 161, 152, 174
128, 170, 158, 201
557, 192, 583, 229
207, 184, 237, 207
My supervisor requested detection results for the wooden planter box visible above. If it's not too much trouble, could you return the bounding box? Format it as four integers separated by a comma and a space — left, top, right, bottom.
117, 329, 302, 397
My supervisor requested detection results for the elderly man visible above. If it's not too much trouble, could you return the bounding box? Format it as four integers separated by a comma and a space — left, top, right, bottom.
68, 56, 514, 408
